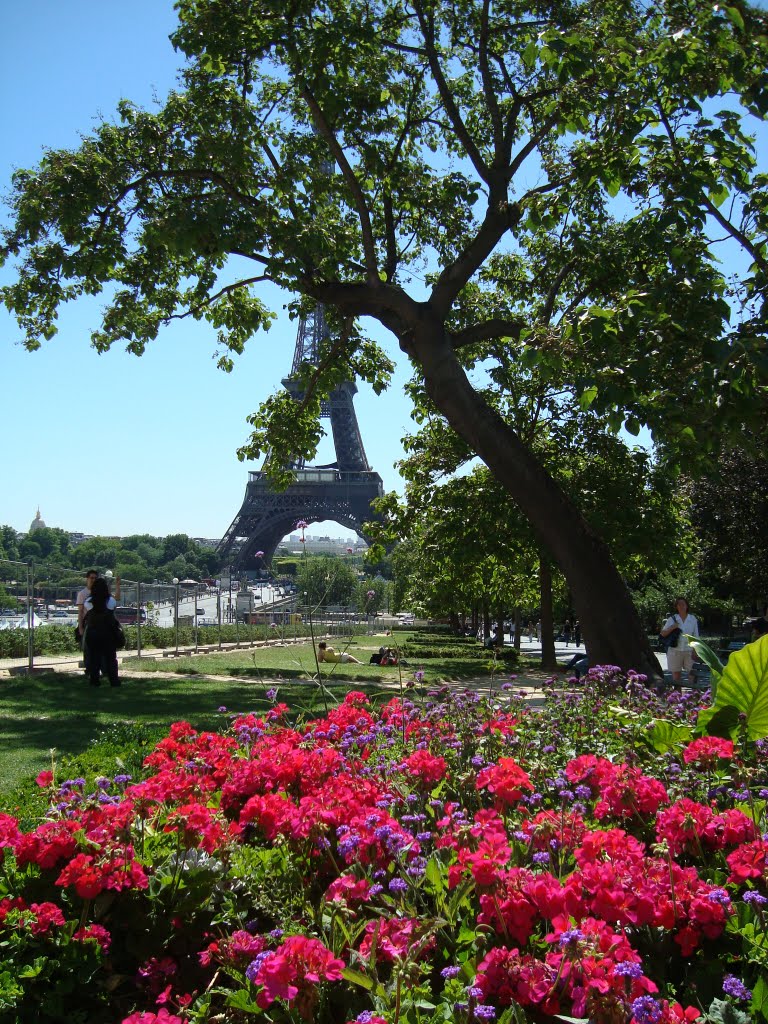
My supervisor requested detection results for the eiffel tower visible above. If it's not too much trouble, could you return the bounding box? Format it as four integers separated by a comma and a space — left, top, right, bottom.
217, 305, 384, 570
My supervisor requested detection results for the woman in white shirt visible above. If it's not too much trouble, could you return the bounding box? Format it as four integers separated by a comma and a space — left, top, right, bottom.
661, 597, 699, 687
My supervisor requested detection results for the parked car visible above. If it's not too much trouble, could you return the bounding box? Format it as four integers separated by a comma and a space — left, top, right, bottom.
114, 606, 147, 625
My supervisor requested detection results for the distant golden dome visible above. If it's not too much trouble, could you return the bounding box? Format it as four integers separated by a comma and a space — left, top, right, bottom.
29, 508, 46, 532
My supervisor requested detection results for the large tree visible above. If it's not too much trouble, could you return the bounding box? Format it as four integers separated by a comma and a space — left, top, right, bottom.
2, 0, 767, 676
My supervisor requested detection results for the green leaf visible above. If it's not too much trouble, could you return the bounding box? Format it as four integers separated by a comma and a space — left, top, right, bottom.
578, 385, 598, 410
751, 973, 768, 1022
521, 40, 538, 69
696, 702, 741, 739
225, 989, 261, 1013
706, 998, 752, 1024
624, 416, 641, 436
710, 635, 768, 739
726, 6, 745, 30
647, 718, 694, 753
709, 184, 730, 208
425, 854, 445, 894
342, 967, 374, 991
686, 635, 724, 698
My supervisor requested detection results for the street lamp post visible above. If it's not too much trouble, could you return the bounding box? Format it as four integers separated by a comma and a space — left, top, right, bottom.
172, 578, 179, 656
193, 582, 199, 653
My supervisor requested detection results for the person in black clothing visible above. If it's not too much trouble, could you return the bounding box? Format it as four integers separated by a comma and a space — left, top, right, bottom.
83, 578, 121, 687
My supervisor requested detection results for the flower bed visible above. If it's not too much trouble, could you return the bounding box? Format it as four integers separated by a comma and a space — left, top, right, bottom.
0, 669, 766, 1023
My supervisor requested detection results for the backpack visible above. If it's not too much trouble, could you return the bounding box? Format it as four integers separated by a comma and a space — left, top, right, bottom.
84, 607, 126, 650
659, 616, 682, 651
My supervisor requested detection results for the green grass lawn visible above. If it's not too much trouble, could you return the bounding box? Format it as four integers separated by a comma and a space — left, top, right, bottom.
123, 633, 512, 684
0, 633, 530, 803
0, 670, 384, 800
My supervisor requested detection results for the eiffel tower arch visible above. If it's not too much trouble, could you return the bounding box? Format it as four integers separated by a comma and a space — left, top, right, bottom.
217, 306, 384, 570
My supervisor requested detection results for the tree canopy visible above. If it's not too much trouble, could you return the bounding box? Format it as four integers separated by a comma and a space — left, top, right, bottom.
3, 0, 767, 674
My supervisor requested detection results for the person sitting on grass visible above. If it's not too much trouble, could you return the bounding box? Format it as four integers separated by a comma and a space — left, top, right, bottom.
317, 641, 362, 665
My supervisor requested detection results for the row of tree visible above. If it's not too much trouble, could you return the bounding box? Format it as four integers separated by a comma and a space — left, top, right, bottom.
0, 527, 220, 585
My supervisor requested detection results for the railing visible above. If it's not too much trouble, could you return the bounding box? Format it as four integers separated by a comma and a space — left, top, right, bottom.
0, 558, 381, 674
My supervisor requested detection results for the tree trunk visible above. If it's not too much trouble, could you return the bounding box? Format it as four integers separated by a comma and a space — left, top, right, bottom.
412, 325, 662, 679
539, 558, 558, 671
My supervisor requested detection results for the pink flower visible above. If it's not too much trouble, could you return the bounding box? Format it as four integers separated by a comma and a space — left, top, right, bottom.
252, 935, 345, 1015
36, 770, 53, 788
682, 737, 734, 766
121, 1011, 183, 1024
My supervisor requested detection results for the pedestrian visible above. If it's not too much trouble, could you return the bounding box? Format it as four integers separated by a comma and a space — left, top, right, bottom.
528, 620, 535, 642
563, 619, 572, 646
317, 641, 362, 665
574, 619, 581, 647
83, 577, 121, 687
75, 569, 98, 648
536, 619, 542, 643
661, 597, 700, 688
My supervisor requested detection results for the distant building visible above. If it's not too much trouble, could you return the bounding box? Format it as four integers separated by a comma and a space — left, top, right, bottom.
68, 532, 93, 547
29, 508, 46, 532
281, 533, 368, 554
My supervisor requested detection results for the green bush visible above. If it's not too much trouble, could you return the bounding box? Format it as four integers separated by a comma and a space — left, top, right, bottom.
0, 622, 324, 659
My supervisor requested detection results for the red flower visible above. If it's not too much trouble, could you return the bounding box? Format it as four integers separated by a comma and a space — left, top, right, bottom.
73, 923, 111, 952
476, 758, 533, 805
682, 736, 734, 766
36, 770, 53, 788
403, 749, 448, 787
727, 839, 768, 883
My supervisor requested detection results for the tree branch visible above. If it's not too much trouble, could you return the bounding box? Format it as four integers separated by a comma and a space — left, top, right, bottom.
413, 1, 492, 185
656, 101, 768, 276
163, 275, 271, 323
430, 199, 522, 316
540, 262, 574, 325
451, 318, 524, 349
296, 81, 380, 281
479, 0, 504, 155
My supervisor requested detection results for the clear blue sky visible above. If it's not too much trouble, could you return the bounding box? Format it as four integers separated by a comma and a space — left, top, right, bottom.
0, 1, 413, 540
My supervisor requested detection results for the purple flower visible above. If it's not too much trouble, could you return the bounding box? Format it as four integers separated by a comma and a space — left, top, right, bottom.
743, 891, 768, 906
388, 877, 409, 894
630, 997, 663, 1024
474, 1007, 496, 1021
217, 706, 228, 713
613, 961, 644, 978
266, 688, 278, 701
558, 928, 584, 947
723, 975, 752, 1001
366, 590, 376, 599
707, 888, 731, 906
441, 966, 461, 979
296, 520, 308, 530
245, 951, 274, 982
